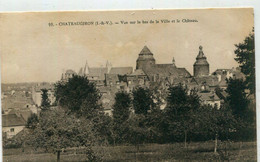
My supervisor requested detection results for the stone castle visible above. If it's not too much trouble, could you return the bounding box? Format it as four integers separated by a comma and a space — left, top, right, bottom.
61, 45, 245, 114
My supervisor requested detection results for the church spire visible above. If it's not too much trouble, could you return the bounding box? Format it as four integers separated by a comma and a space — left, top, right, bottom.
83, 60, 89, 75
172, 57, 176, 67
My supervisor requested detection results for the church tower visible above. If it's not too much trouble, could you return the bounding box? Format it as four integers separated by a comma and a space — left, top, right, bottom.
136, 46, 156, 70
193, 46, 209, 77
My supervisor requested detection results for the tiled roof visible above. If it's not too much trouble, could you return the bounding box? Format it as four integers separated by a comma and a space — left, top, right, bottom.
20, 111, 33, 122
177, 68, 192, 77
8, 109, 32, 122
109, 67, 133, 75
2, 114, 26, 127
105, 74, 119, 82
198, 92, 220, 101
143, 64, 180, 78
194, 75, 219, 87
142, 64, 190, 79
130, 69, 146, 76
2, 96, 34, 110
88, 67, 108, 80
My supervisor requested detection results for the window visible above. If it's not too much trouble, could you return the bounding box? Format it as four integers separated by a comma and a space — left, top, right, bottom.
10, 128, 14, 132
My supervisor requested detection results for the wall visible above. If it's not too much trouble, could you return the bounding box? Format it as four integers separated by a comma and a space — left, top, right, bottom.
2, 126, 25, 139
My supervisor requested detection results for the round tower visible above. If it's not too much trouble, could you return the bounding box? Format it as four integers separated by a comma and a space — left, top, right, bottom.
136, 46, 156, 70
193, 46, 209, 77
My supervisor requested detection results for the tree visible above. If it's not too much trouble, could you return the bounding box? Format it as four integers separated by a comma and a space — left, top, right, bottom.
126, 114, 150, 153
54, 75, 101, 116
197, 106, 236, 153
41, 88, 50, 111
164, 84, 200, 146
226, 78, 250, 122
112, 91, 131, 124
234, 29, 255, 95
26, 113, 39, 129
226, 78, 256, 142
132, 87, 154, 115
112, 91, 132, 144
25, 107, 101, 162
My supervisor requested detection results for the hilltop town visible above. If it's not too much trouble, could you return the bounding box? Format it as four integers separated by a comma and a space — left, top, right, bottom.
60, 45, 244, 114
2, 45, 245, 138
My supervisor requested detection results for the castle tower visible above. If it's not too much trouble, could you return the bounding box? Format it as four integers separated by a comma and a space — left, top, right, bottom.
136, 46, 156, 70
193, 46, 209, 77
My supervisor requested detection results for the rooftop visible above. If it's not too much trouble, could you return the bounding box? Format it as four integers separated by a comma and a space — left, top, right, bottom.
2, 114, 26, 127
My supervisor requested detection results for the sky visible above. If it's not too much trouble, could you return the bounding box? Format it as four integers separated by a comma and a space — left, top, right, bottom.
0, 8, 254, 83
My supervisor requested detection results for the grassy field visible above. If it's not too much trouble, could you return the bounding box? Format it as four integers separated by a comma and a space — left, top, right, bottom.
3, 141, 257, 162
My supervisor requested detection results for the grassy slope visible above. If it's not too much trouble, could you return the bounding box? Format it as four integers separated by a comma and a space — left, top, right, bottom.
3, 141, 257, 162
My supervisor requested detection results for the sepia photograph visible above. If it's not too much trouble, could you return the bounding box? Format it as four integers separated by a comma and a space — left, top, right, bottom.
0, 8, 256, 161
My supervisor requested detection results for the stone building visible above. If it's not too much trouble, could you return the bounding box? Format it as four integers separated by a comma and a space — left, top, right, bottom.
60, 45, 242, 113
135, 46, 191, 86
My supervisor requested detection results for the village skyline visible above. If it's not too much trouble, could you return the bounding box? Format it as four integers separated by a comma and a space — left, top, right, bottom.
0, 9, 254, 83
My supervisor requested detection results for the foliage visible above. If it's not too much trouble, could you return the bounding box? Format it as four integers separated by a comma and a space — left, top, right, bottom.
197, 106, 236, 139
234, 29, 255, 95
112, 91, 131, 124
25, 107, 101, 161
3, 128, 30, 149
225, 78, 255, 141
41, 88, 50, 110
54, 75, 101, 116
163, 84, 201, 143
226, 78, 251, 122
132, 87, 154, 115
126, 114, 150, 147
196, 105, 237, 152
26, 113, 39, 129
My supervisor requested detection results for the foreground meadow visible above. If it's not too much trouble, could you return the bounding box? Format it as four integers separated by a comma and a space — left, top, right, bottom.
3, 141, 256, 162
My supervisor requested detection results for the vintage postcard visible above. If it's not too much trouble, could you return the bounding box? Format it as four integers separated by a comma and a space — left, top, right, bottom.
0, 8, 256, 161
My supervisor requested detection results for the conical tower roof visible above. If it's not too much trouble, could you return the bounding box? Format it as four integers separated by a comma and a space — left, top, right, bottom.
139, 45, 153, 55
137, 46, 155, 62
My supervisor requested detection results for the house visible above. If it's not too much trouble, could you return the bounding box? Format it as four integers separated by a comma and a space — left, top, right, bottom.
2, 113, 26, 139
198, 91, 222, 109
212, 67, 246, 89
1, 91, 34, 114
